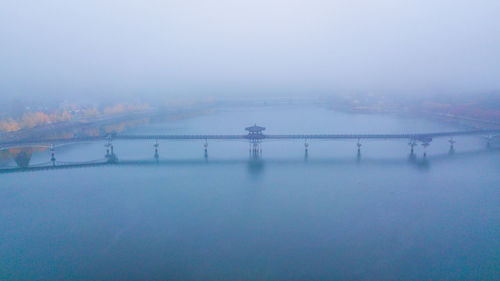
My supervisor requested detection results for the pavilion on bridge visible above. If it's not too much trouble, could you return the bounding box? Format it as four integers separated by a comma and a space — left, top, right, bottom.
245, 124, 265, 138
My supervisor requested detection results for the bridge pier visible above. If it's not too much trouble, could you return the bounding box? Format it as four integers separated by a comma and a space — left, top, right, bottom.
422, 142, 430, 158
50, 144, 56, 167
486, 135, 492, 149
249, 141, 262, 158
408, 140, 417, 155
246, 124, 264, 159
105, 137, 118, 163
448, 138, 456, 154
356, 139, 362, 154
204, 139, 208, 158
105, 137, 111, 158
304, 140, 309, 160
154, 140, 159, 162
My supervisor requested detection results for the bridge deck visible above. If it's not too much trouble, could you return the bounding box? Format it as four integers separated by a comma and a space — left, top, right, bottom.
115, 129, 499, 140
1, 129, 499, 149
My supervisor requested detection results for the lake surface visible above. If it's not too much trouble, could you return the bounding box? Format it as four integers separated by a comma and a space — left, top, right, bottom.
1, 105, 499, 280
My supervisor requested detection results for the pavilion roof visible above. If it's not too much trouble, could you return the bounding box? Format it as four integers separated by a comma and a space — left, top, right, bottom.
245, 124, 266, 132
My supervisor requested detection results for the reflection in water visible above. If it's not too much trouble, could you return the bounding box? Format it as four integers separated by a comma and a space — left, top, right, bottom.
1, 148, 497, 174
407, 151, 430, 170
408, 152, 417, 163
448, 146, 455, 155
0, 146, 48, 168
416, 157, 430, 171
14, 149, 33, 167
247, 157, 265, 179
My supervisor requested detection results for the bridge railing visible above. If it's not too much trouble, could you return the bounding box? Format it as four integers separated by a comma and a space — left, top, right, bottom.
2, 129, 500, 148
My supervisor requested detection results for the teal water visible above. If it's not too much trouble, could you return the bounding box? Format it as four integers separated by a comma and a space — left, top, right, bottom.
1, 106, 499, 280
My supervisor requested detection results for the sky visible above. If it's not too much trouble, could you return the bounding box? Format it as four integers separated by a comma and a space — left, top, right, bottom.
1, 0, 499, 101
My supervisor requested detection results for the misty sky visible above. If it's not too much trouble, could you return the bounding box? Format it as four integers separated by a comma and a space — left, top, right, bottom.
1, 0, 499, 100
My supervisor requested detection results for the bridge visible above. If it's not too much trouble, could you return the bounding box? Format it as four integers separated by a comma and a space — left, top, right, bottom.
1, 124, 499, 170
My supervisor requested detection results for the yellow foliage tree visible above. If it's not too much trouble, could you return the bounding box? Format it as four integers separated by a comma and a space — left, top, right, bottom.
0, 118, 21, 132
21, 112, 50, 128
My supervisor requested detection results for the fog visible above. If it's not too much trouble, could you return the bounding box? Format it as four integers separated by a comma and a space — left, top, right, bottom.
1, 0, 499, 101
1, 3, 500, 279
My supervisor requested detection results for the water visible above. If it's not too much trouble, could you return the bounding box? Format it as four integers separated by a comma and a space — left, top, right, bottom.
1, 106, 499, 280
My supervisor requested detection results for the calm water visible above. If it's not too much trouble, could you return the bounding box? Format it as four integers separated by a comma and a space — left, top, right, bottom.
1, 106, 499, 280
